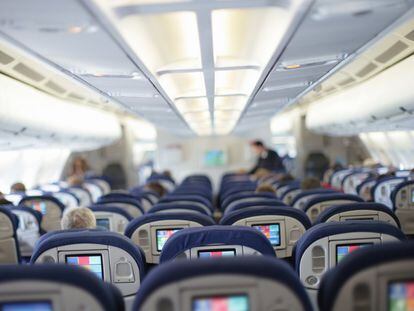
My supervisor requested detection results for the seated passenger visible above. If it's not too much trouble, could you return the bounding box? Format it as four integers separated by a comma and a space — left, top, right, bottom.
255, 183, 276, 195
10, 182, 26, 193
61, 207, 96, 230
301, 177, 321, 190
145, 181, 166, 198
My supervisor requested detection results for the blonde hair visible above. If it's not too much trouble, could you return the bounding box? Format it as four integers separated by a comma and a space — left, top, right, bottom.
255, 183, 276, 195
61, 207, 96, 230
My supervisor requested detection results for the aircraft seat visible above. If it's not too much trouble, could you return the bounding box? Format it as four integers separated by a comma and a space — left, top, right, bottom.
220, 206, 311, 258
0, 264, 123, 311
31, 229, 146, 308
0, 206, 20, 264
276, 181, 301, 199
89, 205, 133, 234
159, 225, 275, 263
303, 193, 364, 223
318, 241, 414, 311
391, 179, 414, 234
291, 189, 338, 210
51, 190, 80, 208
356, 177, 377, 201
371, 176, 406, 209
67, 186, 93, 207
85, 176, 112, 194
294, 221, 405, 304
148, 203, 212, 216
133, 256, 313, 311
221, 192, 276, 211
281, 186, 302, 205
97, 195, 144, 218
224, 199, 287, 215
9, 206, 42, 258
125, 212, 215, 264
159, 195, 213, 214
342, 171, 371, 195
19, 195, 65, 232
315, 202, 400, 228
83, 181, 104, 203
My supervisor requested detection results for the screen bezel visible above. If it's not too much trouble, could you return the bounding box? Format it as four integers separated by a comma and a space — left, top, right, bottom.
64, 253, 105, 280
197, 248, 236, 258
251, 223, 281, 246
96, 218, 110, 231
155, 228, 183, 252
192, 294, 250, 311
335, 243, 373, 264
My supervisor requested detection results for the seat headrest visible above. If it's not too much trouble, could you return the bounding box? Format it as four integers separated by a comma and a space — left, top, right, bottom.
225, 199, 286, 214
315, 202, 400, 227
125, 212, 215, 237
159, 225, 275, 263
148, 203, 211, 216
294, 221, 406, 271
319, 241, 414, 311
31, 229, 146, 280
220, 206, 311, 229
133, 256, 313, 311
19, 195, 65, 211
0, 264, 120, 311
88, 204, 133, 221
303, 193, 364, 212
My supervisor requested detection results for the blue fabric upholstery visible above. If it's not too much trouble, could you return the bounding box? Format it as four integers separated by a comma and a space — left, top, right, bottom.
88, 204, 133, 221
133, 256, 313, 311
391, 179, 414, 209
0, 264, 121, 311
97, 196, 144, 215
10, 205, 43, 232
159, 225, 275, 263
290, 188, 338, 207
319, 241, 414, 311
148, 203, 211, 216
160, 195, 213, 211
221, 192, 276, 211
30, 229, 146, 280
294, 221, 406, 271
303, 193, 364, 212
315, 202, 400, 227
19, 195, 65, 212
220, 206, 312, 229
356, 177, 377, 197
370, 176, 406, 202
225, 199, 286, 214
125, 212, 215, 238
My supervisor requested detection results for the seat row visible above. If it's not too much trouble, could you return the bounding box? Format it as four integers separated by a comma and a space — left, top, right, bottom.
0, 240, 413, 311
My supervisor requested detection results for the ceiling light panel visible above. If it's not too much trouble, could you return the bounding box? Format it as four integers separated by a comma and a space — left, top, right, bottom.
92, 0, 303, 136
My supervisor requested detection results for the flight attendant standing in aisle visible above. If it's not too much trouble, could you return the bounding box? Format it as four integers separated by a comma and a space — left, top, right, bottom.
248, 140, 286, 174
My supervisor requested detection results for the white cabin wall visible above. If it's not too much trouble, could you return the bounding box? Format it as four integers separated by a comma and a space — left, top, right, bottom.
62, 123, 138, 188
155, 124, 272, 190
294, 113, 368, 178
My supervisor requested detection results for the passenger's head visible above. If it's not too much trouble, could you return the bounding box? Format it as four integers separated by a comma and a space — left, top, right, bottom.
10, 182, 26, 193
66, 175, 84, 187
254, 168, 270, 179
145, 181, 167, 198
71, 156, 89, 176
61, 207, 96, 230
278, 173, 294, 183
255, 183, 276, 195
162, 170, 172, 178
250, 140, 266, 155
300, 177, 321, 190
